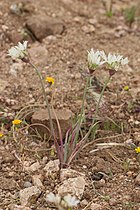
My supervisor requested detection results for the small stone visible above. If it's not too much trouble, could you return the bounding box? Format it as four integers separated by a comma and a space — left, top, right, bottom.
24, 162, 40, 173
10, 3, 22, 15
73, 16, 83, 23
2, 24, 9, 31
23, 182, 32, 188
74, 73, 81, 79
57, 176, 86, 199
135, 173, 140, 185
19, 186, 41, 206
94, 179, 106, 189
88, 18, 98, 25
26, 14, 65, 40
44, 159, 60, 176
126, 171, 133, 177
82, 25, 95, 33
41, 156, 48, 165
32, 175, 43, 188
90, 203, 102, 210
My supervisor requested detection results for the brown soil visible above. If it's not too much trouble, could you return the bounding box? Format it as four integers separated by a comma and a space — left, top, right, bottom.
0, 0, 140, 209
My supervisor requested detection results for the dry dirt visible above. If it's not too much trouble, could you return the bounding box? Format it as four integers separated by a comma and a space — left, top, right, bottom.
0, 0, 140, 209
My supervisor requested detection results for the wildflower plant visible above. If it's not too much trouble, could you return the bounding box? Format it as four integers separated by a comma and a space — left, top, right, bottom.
8, 41, 55, 139
86, 49, 129, 138
8, 42, 129, 168
46, 192, 79, 210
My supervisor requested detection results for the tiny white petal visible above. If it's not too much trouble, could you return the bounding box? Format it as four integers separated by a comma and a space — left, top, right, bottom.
121, 57, 129, 65
23, 41, 28, 49
63, 194, 79, 207
46, 192, 61, 204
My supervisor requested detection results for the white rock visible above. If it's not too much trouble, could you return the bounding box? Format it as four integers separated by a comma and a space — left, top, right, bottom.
90, 203, 102, 210
57, 176, 86, 199
19, 186, 41, 206
75, 72, 81, 79
82, 25, 95, 33
32, 175, 43, 188
24, 161, 40, 173
44, 159, 60, 176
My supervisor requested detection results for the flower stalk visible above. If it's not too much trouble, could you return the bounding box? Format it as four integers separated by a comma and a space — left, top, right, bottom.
28, 61, 55, 138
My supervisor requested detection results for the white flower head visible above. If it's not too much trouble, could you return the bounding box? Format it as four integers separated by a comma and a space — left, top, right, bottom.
63, 194, 79, 207
46, 192, 61, 204
121, 57, 129, 65
8, 41, 28, 59
88, 49, 105, 69
101, 52, 129, 69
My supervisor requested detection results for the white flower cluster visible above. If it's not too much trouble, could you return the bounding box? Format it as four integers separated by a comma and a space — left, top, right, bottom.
8, 41, 28, 59
46, 192, 79, 210
88, 49, 129, 70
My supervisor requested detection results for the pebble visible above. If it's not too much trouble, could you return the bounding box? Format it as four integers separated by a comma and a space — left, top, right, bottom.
74, 72, 81, 79
23, 181, 32, 188
19, 186, 41, 206
24, 161, 40, 173
82, 25, 95, 33
32, 175, 43, 188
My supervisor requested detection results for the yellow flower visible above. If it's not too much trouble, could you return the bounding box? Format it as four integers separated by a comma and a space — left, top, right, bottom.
135, 147, 140, 154
0, 133, 4, 137
46, 77, 55, 85
12, 119, 22, 125
124, 85, 129, 91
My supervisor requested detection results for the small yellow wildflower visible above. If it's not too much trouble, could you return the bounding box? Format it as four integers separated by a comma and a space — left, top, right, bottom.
12, 119, 22, 125
124, 85, 129, 91
46, 77, 55, 85
135, 147, 140, 154
0, 133, 4, 137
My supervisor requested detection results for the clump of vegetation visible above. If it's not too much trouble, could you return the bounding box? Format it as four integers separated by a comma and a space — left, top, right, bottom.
7, 41, 130, 169
102, 0, 113, 17
123, 6, 136, 27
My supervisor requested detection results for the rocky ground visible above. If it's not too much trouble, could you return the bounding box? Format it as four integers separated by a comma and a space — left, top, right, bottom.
0, 0, 140, 209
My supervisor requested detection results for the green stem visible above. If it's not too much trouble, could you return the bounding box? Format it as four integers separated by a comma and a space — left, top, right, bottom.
93, 76, 111, 124
29, 62, 55, 137
74, 76, 90, 143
